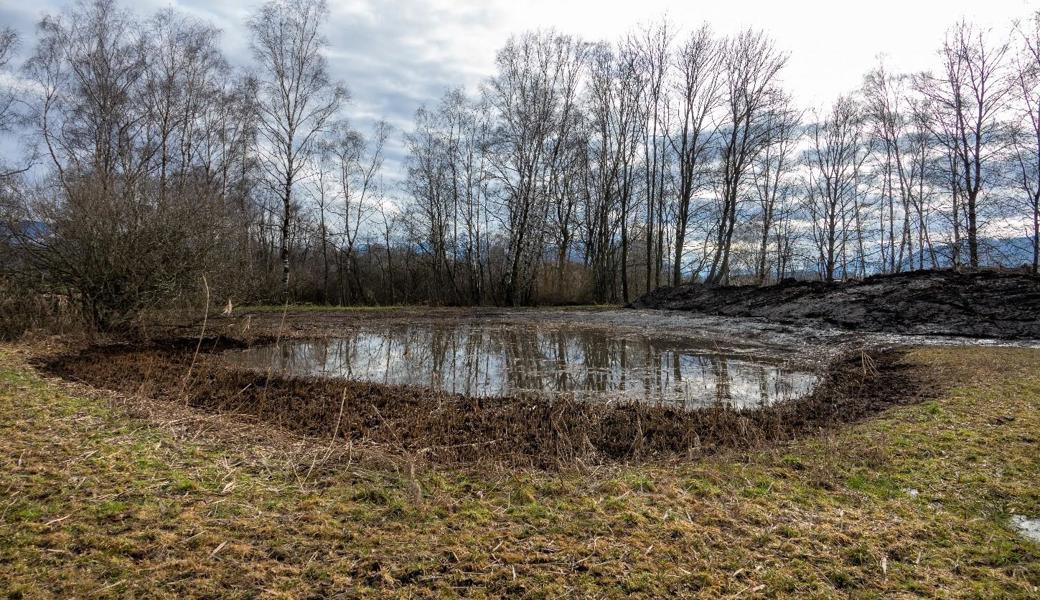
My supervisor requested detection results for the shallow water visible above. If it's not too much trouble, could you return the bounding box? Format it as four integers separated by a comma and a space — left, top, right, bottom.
1012, 515, 1040, 544
224, 322, 817, 409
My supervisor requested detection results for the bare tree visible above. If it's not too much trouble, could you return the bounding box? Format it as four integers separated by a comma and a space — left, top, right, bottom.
865, 64, 937, 271
0, 27, 29, 180
374, 198, 402, 303
805, 96, 868, 282
442, 95, 493, 304
706, 30, 788, 284
0, 27, 16, 126
25, 0, 152, 194
1012, 12, 1040, 274
667, 25, 724, 286
750, 97, 800, 283
327, 120, 386, 302
142, 10, 228, 200
16, 0, 243, 328
486, 31, 587, 304
406, 103, 458, 302
548, 106, 585, 301
635, 20, 671, 293
15, 1, 1040, 322
584, 40, 644, 302
311, 139, 337, 301
916, 21, 1011, 268
248, 0, 346, 297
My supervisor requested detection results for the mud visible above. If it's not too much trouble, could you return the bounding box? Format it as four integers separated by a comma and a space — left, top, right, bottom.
629, 269, 1040, 339
40, 340, 929, 468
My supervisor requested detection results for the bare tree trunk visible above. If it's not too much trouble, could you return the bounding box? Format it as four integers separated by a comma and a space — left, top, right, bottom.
280, 178, 291, 295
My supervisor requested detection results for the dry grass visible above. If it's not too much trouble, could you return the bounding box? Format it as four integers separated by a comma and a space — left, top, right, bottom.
1, 343, 1039, 598
39, 340, 923, 467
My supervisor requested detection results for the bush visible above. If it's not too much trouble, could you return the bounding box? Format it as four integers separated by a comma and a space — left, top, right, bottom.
8, 177, 254, 332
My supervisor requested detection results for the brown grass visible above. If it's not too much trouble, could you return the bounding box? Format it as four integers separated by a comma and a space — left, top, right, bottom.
39, 338, 929, 468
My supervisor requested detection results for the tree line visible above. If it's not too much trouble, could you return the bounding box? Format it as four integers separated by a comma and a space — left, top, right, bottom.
403, 17, 1040, 306
1, 0, 1039, 331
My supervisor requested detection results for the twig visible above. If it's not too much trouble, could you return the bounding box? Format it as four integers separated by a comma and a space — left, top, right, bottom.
97, 579, 126, 593
261, 285, 291, 406
303, 388, 348, 485
44, 514, 72, 526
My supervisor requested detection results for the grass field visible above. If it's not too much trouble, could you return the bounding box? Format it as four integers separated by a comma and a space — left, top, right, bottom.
1, 343, 1038, 598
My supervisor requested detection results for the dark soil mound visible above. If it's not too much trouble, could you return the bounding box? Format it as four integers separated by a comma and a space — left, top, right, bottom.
629, 269, 1040, 339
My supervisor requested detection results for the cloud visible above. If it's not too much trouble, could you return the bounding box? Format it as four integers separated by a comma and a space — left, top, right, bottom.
2, 0, 1036, 197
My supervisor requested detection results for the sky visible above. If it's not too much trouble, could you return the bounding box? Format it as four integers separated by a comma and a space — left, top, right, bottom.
1, 0, 1038, 187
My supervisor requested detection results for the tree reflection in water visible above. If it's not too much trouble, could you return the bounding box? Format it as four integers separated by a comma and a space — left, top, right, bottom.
227, 324, 817, 409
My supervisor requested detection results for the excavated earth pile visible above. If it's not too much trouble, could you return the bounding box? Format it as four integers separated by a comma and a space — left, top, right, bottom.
629, 269, 1040, 339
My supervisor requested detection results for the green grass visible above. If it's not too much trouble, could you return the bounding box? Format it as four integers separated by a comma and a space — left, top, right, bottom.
1, 345, 1038, 598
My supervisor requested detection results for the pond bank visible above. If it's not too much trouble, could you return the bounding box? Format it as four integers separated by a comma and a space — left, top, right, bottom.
39, 339, 919, 467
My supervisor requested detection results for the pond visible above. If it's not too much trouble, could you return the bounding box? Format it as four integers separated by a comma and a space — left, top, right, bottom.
224, 322, 818, 409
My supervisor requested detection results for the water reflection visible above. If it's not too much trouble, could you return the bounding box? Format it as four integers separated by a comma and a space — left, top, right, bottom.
224, 324, 817, 409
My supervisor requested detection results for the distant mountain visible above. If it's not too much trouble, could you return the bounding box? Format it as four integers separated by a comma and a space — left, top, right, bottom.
1, 220, 48, 244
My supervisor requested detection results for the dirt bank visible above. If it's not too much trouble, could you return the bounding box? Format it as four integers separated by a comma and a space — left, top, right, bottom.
629, 269, 1040, 339
40, 340, 928, 467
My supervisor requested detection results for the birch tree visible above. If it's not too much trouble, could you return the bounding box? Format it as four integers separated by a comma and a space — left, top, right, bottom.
750, 97, 800, 283
0, 27, 27, 179
249, 0, 346, 297
486, 32, 586, 304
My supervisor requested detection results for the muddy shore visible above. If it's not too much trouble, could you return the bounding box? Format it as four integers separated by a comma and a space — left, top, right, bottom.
39, 338, 927, 467
629, 269, 1040, 339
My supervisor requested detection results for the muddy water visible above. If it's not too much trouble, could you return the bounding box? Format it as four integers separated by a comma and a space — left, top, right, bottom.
224, 323, 817, 409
